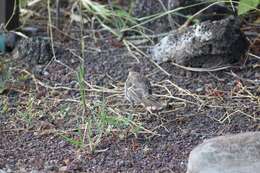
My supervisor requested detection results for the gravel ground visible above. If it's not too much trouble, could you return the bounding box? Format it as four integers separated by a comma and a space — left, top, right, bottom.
0, 6, 259, 173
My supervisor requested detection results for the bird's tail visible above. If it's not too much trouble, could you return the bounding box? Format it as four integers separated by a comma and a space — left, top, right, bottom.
141, 95, 163, 112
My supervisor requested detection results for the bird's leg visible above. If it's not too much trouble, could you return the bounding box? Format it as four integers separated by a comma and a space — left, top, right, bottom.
130, 102, 137, 112
146, 107, 153, 114
153, 110, 161, 119
146, 106, 162, 120
144, 106, 153, 119
130, 100, 135, 108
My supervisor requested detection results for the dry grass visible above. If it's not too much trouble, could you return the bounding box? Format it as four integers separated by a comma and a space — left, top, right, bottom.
1, 0, 259, 153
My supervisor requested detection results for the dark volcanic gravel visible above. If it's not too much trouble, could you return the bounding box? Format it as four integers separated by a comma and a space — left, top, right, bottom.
1, 110, 259, 172
0, 8, 259, 173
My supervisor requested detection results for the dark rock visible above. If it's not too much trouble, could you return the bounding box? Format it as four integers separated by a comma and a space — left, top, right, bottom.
151, 16, 249, 67
131, 0, 232, 34
132, 0, 199, 33
0, 31, 17, 52
5, 32, 17, 51
14, 37, 53, 65
198, 3, 234, 22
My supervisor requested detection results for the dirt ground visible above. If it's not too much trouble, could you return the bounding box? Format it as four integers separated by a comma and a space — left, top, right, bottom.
0, 4, 260, 173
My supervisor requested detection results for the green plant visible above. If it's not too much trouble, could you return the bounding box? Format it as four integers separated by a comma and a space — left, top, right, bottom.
60, 100, 146, 153
60, 127, 85, 149
0, 96, 9, 113
79, 0, 143, 38
19, 96, 35, 125
19, 0, 28, 8
76, 65, 87, 113
238, 0, 259, 15
58, 104, 71, 118
84, 101, 135, 152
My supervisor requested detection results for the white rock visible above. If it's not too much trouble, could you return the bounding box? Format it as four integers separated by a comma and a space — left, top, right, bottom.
186, 132, 260, 173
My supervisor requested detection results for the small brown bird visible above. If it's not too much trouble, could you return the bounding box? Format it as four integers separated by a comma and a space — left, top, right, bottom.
124, 64, 162, 112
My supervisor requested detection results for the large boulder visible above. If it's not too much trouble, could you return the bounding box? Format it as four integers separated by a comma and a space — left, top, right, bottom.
186, 132, 260, 173
150, 16, 249, 67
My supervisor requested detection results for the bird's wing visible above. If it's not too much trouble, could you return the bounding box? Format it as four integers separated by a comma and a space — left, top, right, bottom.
125, 76, 142, 103
133, 74, 152, 96
143, 76, 152, 95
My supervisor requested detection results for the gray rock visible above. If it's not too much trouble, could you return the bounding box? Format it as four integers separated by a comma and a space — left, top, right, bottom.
150, 16, 249, 67
186, 132, 260, 173
0, 169, 7, 173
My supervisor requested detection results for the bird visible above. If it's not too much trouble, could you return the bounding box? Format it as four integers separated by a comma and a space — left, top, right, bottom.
124, 63, 162, 113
